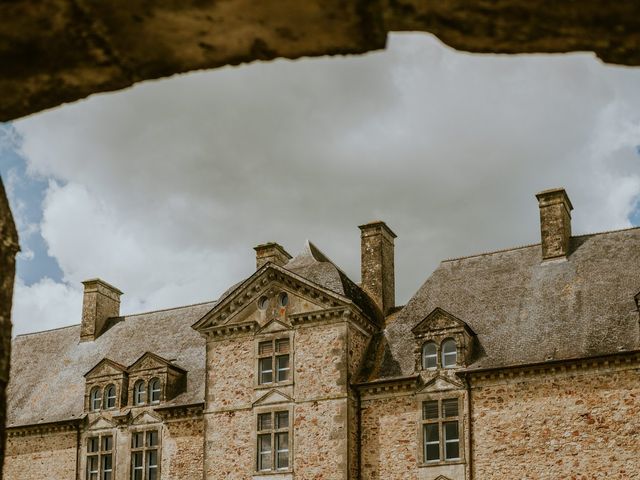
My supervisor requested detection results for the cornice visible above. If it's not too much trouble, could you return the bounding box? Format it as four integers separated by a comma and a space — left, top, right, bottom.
289, 306, 377, 334
200, 320, 258, 340
354, 375, 420, 399
7, 419, 81, 437
154, 402, 204, 420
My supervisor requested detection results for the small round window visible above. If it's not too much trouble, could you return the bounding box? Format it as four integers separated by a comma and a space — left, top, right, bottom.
278, 292, 289, 307
257, 296, 269, 310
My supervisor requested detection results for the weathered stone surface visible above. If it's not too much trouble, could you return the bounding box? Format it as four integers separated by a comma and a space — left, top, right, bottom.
4, 430, 77, 479
1, 1, 639, 122
470, 363, 640, 479
0, 178, 19, 479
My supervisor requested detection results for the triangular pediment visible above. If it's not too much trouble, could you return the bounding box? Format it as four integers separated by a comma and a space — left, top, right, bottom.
131, 410, 163, 426
84, 358, 127, 378
192, 264, 351, 332
88, 416, 117, 431
256, 319, 291, 334
412, 307, 474, 336
253, 389, 293, 407
128, 352, 185, 373
418, 374, 465, 393
434, 476, 453, 480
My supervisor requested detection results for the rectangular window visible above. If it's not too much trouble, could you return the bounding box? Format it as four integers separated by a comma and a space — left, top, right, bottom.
256, 410, 291, 472
131, 429, 160, 480
86, 434, 113, 480
421, 398, 461, 463
258, 338, 290, 385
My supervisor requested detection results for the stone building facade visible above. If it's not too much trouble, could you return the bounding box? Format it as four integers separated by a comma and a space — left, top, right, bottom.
4, 187, 640, 479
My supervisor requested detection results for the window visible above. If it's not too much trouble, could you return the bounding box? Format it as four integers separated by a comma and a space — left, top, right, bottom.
257, 411, 290, 472
258, 338, 290, 385
148, 378, 161, 404
131, 430, 159, 480
258, 296, 269, 310
90, 387, 102, 411
104, 385, 116, 409
422, 398, 461, 463
441, 339, 457, 368
422, 342, 437, 369
134, 380, 146, 406
86, 434, 114, 480
277, 292, 289, 307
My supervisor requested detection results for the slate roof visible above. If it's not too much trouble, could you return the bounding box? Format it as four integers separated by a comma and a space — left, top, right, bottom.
359, 227, 640, 382
283, 241, 381, 324
7, 301, 215, 428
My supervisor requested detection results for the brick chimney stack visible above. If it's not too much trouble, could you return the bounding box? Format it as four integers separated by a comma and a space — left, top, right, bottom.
80, 279, 122, 342
254, 242, 292, 269
359, 221, 396, 315
536, 188, 573, 261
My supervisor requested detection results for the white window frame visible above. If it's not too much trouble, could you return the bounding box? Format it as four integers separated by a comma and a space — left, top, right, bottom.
422, 341, 437, 369
441, 338, 458, 368
86, 434, 114, 480
420, 397, 462, 464
131, 429, 160, 480
148, 378, 161, 404
133, 380, 146, 406
256, 410, 291, 473
257, 337, 291, 386
104, 384, 117, 409
90, 387, 102, 411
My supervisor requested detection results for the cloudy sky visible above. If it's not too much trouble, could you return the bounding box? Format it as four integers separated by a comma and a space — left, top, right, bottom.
2, 33, 640, 336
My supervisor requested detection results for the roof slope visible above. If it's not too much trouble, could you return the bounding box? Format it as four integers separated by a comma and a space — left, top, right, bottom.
284, 241, 381, 324
7, 301, 215, 427
360, 228, 640, 381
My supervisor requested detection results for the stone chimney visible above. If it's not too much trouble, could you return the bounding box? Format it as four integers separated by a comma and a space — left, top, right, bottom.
535, 188, 573, 261
359, 221, 396, 315
254, 242, 292, 269
80, 279, 123, 342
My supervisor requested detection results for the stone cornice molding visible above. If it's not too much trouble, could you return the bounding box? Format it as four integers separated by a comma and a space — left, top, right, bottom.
7, 419, 81, 437
200, 320, 258, 340
289, 306, 376, 335
154, 402, 204, 420
354, 375, 420, 399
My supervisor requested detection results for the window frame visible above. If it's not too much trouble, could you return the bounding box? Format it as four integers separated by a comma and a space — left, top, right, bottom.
418, 395, 464, 466
85, 433, 115, 480
104, 384, 117, 410
90, 387, 102, 412
148, 378, 162, 404
255, 333, 293, 389
441, 338, 458, 368
133, 380, 146, 406
421, 341, 438, 369
254, 406, 293, 474
130, 428, 161, 480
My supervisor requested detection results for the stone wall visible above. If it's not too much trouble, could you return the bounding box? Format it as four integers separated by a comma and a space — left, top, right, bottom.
470, 360, 640, 479
163, 417, 204, 480
4, 429, 77, 479
0, 178, 19, 479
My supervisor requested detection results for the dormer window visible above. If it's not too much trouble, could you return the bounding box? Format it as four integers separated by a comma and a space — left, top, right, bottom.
441, 339, 457, 368
134, 380, 146, 406
104, 384, 117, 409
149, 378, 161, 404
90, 387, 102, 411
422, 342, 437, 369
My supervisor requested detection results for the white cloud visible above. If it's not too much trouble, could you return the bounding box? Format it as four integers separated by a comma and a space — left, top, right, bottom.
11, 33, 640, 333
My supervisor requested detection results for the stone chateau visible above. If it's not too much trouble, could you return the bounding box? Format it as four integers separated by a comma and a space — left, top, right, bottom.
4, 187, 640, 479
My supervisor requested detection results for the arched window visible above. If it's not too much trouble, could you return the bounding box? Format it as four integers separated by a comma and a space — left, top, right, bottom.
422, 342, 437, 369
90, 387, 102, 411
441, 339, 457, 368
104, 384, 117, 409
134, 380, 146, 406
148, 378, 161, 404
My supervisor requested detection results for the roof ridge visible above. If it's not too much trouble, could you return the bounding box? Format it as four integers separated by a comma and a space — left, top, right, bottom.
442, 225, 640, 263
15, 323, 80, 338
123, 299, 217, 318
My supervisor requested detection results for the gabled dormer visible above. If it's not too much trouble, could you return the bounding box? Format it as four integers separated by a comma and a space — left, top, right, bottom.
127, 352, 187, 407
84, 358, 128, 412
412, 307, 476, 371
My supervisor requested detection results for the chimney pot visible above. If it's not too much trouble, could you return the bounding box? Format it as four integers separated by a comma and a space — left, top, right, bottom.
80, 279, 122, 342
535, 188, 573, 261
254, 242, 292, 269
359, 221, 396, 315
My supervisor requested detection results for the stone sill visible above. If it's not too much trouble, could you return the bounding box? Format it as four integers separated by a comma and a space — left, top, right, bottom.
418, 459, 465, 468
